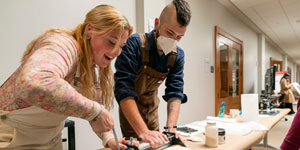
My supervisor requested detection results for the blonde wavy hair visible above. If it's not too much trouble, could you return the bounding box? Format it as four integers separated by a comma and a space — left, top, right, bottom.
21, 4, 133, 110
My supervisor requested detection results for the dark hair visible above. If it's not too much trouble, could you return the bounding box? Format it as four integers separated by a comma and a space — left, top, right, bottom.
172, 0, 191, 26
284, 73, 290, 78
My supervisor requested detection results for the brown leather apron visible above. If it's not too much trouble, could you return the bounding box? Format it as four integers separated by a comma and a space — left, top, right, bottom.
119, 33, 177, 137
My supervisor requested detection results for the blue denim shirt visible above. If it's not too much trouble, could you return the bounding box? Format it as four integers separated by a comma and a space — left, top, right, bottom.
114, 30, 187, 104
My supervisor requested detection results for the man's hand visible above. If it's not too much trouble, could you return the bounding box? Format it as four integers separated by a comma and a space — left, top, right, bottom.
139, 130, 168, 148
165, 128, 184, 144
120, 99, 169, 148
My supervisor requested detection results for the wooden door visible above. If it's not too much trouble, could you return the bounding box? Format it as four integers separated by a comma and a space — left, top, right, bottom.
215, 26, 243, 115
270, 57, 282, 71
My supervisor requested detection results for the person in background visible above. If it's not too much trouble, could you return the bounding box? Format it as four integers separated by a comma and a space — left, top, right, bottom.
279, 73, 295, 115
280, 97, 300, 150
0, 4, 135, 150
114, 0, 191, 148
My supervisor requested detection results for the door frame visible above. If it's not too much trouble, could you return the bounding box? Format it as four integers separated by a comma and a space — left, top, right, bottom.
214, 26, 244, 115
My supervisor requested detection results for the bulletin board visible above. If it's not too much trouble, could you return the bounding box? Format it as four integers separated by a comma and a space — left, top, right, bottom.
274, 71, 285, 94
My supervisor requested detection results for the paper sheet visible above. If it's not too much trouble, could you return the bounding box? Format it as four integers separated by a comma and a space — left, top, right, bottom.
176, 124, 204, 137
180, 120, 268, 136
292, 82, 300, 95
206, 116, 236, 123
185, 136, 203, 142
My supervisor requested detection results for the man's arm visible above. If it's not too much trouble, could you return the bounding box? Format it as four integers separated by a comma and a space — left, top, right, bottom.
120, 98, 149, 135
163, 48, 187, 142
166, 99, 181, 128
121, 98, 181, 134
166, 99, 183, 142
163, 48, 187, 104
120, 98, 168, 148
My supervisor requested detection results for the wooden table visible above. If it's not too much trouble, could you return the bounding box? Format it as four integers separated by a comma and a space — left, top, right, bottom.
100, 109, 290, 150
184, 108, 290, 150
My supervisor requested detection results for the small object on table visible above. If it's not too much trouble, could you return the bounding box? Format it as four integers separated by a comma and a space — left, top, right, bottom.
205, 121, 218, 148
176, 126, 198, 134
163, 126, 186, 147
125, 137, 142, 150
218, 128, 226, 145
218, 101, 226, 118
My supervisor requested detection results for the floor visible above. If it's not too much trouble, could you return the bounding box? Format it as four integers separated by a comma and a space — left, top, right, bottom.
252, 104, 297, 150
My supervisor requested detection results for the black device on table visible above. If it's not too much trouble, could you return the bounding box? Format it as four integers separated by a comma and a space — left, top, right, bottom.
162, 126, 186, 147
125, 137, 142, 150
125, 126, 185, 150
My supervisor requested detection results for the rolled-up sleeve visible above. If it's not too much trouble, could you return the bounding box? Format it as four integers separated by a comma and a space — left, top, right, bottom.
114, 35, 142, 104
162, 49, 187, 103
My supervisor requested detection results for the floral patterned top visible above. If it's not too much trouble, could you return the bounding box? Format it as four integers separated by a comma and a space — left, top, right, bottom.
0, 32, 102, 121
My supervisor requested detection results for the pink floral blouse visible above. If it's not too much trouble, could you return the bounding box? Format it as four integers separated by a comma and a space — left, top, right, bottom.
0, 32, 101, 121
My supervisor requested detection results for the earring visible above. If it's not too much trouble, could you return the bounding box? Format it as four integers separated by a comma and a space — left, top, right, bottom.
87, 36, 91, 40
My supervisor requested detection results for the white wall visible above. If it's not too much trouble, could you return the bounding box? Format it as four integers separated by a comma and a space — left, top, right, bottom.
257, 34, 265, 95
265, 41, 284, 71
0, 0, 136, 149
173, 0, 258, 124
288, 60, 295, 80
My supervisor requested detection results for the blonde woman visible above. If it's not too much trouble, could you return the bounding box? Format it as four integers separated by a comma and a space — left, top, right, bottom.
0, 4, 133, 150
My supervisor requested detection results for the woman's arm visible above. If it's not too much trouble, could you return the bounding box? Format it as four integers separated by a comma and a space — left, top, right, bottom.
15, 33, 101, 121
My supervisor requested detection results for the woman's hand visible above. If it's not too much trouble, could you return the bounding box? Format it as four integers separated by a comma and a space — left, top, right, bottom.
89, 109, 114, 134
107, 138, 140, 150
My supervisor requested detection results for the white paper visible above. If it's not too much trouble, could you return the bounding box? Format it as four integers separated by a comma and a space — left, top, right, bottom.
176, 125, 203, 136
185, 136, 203, 142
292, 82, 300, 95
241, 94, 259, 122
181, 120, 268, 136
206, 116, 236, 123
275, 72, 285, 94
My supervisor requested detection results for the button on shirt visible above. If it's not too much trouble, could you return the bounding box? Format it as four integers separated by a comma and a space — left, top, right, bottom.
114, 30, 187, 104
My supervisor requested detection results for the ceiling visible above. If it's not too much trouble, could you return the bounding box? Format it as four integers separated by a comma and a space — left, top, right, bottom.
218, 0, 300, 65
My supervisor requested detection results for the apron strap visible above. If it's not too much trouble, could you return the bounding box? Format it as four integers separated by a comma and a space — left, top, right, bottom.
138, 34, 149, 65
167, 51, 177, 70
139, 33, 147, 49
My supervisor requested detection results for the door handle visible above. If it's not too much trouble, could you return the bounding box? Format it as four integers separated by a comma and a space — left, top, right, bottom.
229, 86, 233, 96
